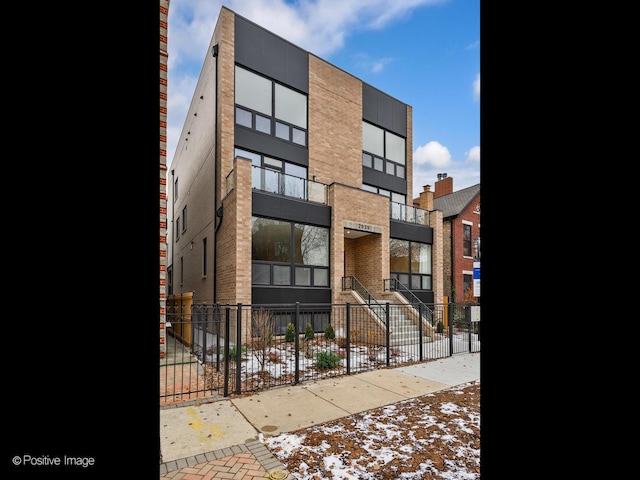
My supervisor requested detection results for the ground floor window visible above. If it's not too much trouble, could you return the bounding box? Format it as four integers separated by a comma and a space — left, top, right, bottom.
252, 216, 329, 287
389, 238, 432, 290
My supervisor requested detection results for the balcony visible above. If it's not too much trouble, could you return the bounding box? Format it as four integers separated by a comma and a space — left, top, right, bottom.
390, 201, 430, 225
252, 165, 328, 204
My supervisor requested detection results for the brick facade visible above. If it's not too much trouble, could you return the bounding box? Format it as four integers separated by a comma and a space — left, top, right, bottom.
159, 0, 169, 358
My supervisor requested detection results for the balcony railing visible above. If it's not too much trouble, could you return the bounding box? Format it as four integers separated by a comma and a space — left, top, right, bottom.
252, 165, 328, 204
390, 201, 429, 225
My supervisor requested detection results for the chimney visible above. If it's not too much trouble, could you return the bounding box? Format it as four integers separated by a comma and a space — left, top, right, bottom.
415, 184, 433, 211
434, 173, 453, 198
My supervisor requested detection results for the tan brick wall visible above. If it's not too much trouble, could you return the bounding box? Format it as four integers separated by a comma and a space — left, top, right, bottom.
215, 7, 236, 208
328, 184, 390, 303
430, 209, 444, 304
406, 106, 413, 202
308, 55, 363, 188
217, 156, 253, 344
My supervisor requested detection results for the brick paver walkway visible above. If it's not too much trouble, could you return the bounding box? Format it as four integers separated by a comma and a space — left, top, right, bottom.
159, 439, 293, 480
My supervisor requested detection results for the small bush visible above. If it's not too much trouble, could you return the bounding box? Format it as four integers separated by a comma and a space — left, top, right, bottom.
436, 321, 444, 333
228, 345, 247, 361
316, 351, 341, 370
324, 323, 335, 340
285, 323, 296, 342
304, 323, 315, 341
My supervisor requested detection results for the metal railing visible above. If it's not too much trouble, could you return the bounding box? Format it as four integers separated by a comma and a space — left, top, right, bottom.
161, 301, 480, 405
384, 278, 434, 324
390, 201, 429, 225
252, 165, 328, 204
342, 275, 386, 323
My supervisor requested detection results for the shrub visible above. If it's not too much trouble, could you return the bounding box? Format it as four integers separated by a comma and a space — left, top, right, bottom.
436, 321, 444, 334
304, 323, 315, 341
324, 323, 335, 340
228, 345, 247, 361
285, 322, 296, 342
316, 351, 341, 370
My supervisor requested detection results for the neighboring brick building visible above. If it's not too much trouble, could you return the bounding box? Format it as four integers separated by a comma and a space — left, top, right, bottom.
415, 174, 480, 303
167, 6, 443, 337
159, 0, 169, 358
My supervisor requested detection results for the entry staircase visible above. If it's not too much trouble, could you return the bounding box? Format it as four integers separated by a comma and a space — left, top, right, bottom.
342, 276, 427, 346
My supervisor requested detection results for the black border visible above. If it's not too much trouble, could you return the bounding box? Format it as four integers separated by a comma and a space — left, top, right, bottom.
5, 3, 159, 477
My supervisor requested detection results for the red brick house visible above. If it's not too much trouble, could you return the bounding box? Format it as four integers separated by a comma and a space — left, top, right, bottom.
414, 174, 480, 304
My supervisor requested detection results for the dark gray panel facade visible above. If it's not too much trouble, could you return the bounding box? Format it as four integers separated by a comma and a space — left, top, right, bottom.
389, 220, 433, 244
235, 15, 308, 93
252, 191, 331, 226
235, 126, 309, 166
252, 287, 331, 305
362, 167, 407, 195
362, 83, 407, 136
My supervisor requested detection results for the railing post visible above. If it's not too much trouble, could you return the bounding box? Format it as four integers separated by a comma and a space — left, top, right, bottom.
448, 302, 454, 357
236, 303, 242, 394
418, 302, 423, 361
202, 303, 208, 364
294, 302, 300, 385
215, 303, 221, 372
385, 302, 390, 367
346, 303, 351, 375
467, 303, 472, 352
224, 305, 230, 397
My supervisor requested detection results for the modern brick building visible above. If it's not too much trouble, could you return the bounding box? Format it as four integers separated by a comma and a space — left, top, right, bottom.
167, 6, 443, 335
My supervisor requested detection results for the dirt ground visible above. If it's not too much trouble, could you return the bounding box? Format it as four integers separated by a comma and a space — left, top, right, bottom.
264, 381, 480, 479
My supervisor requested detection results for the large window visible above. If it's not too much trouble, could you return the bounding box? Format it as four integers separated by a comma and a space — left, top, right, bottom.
236, 148, 308, 199
389, 239, 432, 290
252, 217, 329, 287
362, 121, 406, 179
463, 223, 472, 257
235, 66, 307, 146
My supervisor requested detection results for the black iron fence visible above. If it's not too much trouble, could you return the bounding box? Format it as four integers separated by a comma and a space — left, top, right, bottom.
160, 301, 480, 406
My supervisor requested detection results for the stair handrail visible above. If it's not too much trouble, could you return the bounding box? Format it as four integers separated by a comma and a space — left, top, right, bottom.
342, 275, 386, 324
384, 278, 434, 325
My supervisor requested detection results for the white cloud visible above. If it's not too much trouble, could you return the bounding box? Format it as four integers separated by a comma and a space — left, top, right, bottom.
412, 142, 480, 196
353, 53, 394, 74
466, 145, 480, 162
413, 141, 451, 168
473, 73, 480, 102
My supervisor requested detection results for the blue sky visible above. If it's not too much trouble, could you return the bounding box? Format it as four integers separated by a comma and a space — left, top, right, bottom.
167, 0, 480, 196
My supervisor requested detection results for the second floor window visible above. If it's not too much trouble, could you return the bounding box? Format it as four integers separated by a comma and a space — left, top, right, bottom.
182, 206, 187, 233
362, 121, 406, 179
235, 65, 308, 147
463, 224, 472, 257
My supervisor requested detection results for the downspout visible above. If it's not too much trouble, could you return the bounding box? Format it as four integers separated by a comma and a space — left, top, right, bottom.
212, 44, 219, 304
450, 216, 455, 303
171, 169, 175, 297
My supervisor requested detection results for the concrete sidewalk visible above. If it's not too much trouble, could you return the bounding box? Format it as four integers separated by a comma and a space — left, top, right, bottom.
160, 352, 480, 477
